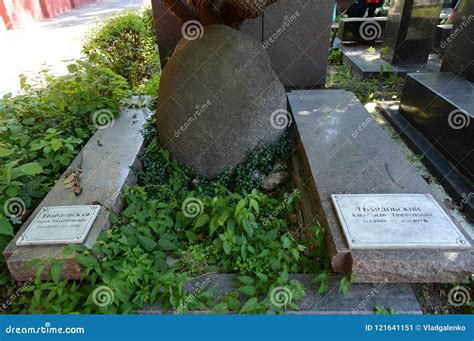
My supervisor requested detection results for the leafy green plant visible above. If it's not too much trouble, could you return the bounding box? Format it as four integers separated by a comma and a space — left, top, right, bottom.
9, 128, 331, 314
0, 58, 129, 264
29, 128, 82, 174
375, 306, 398, 314
379, 64, 400, 86
339, 274, 357, 296
328, 49, 343, 65
83, 10, 160, 89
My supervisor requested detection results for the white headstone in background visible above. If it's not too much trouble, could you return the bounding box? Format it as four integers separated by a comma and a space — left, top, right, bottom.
332, 194, 470, 249
16, 205, 101, 246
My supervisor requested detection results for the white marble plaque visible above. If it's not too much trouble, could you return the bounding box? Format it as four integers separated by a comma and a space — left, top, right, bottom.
331, 194, 470, 249
16, 205, 101, 246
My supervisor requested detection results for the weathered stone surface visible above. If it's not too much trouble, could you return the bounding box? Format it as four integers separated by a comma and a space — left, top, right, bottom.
263, 0, 332, 87
289, 89, 474, 283
3, 106, 151, 280
157, 25, 286, 179
139, 274, 422, 314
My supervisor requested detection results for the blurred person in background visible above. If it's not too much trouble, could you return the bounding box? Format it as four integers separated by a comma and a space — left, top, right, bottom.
346, 0, 384, 18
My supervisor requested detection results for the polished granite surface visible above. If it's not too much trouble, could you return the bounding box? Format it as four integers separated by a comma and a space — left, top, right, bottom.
382, 0, 443, 65
441, 0, 474, 81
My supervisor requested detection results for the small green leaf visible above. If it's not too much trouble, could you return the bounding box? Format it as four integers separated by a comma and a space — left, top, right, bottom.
313, 272, 329, 295
19, 162, 43, 175
138, 235, 158, 251
50, 138, 63, 151
194, 214, 210, 229
159, 237, 178, 251
249, 199, 259, 214
0, 147, 14, 157
185, 230, 197, 243
240, 297, 258, 314
19, 74, 27, 89
0, 218, 13, 236
50, 262, 61, 284
237, 276, 254, 286
256, 272, 268, 282
223, 241, 232, 255
238, 285, 256, 296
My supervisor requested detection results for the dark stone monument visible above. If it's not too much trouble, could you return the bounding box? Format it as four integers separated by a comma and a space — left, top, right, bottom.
381, 0, 443, 66
262, 0, 332, 87
432, 24, 453, 54
151, 0, 332, 88
399, 73, 473, 180
379, 0, 474, 221
338, 17, 387, 44
441, 1, 474, 81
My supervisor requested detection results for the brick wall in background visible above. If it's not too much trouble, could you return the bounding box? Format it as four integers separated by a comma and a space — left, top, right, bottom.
0, 0, 99, 30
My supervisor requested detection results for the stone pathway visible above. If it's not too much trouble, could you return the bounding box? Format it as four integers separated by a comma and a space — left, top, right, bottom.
0, 0, 150, 96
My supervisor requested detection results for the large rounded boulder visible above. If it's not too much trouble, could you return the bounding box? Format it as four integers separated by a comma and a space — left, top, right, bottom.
156, 25, 287, 179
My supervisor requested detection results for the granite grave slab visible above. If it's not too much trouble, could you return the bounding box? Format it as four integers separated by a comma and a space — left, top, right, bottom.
139, 274, 422, 314
3, 106, 152, 281
337, 40, 442, 79
289, 89, 474, 282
